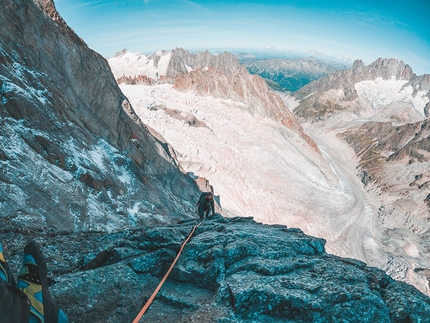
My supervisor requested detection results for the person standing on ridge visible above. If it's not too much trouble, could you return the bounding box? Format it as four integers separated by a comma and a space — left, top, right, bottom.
197, 191, 215, 220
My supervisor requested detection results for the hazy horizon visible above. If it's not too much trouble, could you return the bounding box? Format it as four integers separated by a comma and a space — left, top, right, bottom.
54, 0, 430, 75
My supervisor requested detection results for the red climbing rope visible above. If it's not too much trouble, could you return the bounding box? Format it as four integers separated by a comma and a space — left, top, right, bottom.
132, 218, 205, 323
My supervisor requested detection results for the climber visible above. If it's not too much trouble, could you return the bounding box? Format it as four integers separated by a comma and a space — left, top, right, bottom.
197, 191, 215, 220
0, 240, 68, 323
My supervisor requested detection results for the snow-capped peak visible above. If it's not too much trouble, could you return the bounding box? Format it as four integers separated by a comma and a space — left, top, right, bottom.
108, 49, 171, 80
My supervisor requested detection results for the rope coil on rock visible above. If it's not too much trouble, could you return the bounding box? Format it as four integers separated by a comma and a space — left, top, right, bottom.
132, 218, 205, 323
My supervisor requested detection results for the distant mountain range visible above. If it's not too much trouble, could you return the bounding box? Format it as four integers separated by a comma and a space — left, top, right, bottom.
109, 49, 350, 93
237, 55, 350, 92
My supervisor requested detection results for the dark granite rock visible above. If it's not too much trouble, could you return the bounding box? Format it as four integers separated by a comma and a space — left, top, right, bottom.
3, 215, 429, 322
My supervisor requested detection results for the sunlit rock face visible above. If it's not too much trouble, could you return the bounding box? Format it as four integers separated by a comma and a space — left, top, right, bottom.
0, 0, 200, 232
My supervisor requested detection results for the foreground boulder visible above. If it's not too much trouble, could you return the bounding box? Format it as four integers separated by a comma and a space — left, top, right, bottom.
3, 215, 429, 322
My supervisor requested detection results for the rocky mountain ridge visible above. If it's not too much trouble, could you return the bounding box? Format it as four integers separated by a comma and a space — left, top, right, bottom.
109, 48, 242, 84
173, 64, 314, 147
167, 48, 242, 79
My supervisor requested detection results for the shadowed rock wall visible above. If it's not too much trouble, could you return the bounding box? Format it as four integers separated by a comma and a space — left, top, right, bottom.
0, 0, 200, 231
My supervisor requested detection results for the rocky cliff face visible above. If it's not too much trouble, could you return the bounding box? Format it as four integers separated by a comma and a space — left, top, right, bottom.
3, 215, 430, 323
407, 74, 430, 117
0, 0, 199, 232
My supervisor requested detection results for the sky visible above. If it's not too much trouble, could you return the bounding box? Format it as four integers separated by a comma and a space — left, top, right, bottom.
53, 0, 430, 74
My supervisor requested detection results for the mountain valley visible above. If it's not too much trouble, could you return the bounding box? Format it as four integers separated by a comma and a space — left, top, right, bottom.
239, 55, 349, 92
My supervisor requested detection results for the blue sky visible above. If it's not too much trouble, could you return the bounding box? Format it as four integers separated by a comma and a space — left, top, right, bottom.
54, 0, 430, 74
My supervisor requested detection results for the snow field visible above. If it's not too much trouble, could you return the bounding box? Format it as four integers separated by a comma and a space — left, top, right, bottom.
121, 83, 380, 254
